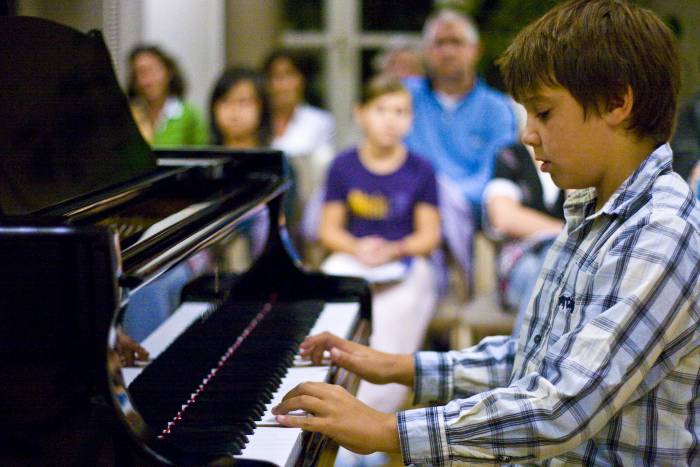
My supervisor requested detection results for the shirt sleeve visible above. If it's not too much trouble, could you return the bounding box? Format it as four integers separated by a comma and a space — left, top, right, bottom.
414, 158, 439, 207
398, 217, 700, 465
323, 156, 347, 202
412, 336, 516, 406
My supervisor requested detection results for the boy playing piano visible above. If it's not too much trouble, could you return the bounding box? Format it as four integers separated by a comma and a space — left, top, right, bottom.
272, 0, 700, 464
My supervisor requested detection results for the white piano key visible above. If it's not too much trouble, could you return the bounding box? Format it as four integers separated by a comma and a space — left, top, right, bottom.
140, 301, 212, 358
237, 427, 303, 467
239, 366, 331, 465
257, 366, 330, 426
307, 302, 359, 340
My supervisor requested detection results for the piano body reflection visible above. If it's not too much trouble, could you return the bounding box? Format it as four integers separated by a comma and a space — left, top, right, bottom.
0, 17, 370, 466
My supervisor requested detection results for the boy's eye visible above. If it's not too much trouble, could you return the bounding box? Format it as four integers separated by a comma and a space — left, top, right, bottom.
537, 109, 551, 121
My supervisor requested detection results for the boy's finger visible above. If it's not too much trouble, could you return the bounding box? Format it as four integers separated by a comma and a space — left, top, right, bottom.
272, 393, 325, 416
275, 413, 321, 432
330, 347, 366, 375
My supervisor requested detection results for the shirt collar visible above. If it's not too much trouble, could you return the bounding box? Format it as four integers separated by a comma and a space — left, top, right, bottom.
563, 143, 673, 231
426, 75, 482, 100
162, 96, 184, 120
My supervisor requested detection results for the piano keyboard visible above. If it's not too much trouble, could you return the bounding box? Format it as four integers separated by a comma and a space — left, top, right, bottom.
122, 300, 360, 466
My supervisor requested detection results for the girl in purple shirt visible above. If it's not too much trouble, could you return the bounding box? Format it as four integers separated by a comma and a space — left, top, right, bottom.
318, 77, 440, 464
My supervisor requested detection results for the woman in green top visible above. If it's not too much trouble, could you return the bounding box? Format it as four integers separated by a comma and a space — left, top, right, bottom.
127, 45, 208, 147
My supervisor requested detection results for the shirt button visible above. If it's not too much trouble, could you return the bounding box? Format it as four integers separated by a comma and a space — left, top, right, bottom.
534, 335, 542, 344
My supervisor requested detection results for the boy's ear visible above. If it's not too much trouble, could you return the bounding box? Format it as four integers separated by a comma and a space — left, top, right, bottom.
604, 85, 634, 127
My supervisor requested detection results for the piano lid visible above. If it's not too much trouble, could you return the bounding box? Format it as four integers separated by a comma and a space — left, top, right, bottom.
0, 16, 156, 216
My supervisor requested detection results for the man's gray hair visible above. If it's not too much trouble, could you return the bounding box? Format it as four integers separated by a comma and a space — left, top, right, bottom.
422, 9, 480, 47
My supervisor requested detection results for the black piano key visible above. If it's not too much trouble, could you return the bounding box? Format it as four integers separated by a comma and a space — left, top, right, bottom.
128, 298, 324, 452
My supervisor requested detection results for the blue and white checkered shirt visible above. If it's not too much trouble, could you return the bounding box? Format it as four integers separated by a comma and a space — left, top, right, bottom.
398, 144, 700, 465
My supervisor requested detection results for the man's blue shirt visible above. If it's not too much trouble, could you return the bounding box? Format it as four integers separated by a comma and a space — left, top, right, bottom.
403, 76, 517, 207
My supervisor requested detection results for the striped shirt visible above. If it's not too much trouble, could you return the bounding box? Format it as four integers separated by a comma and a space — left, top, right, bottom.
398, 144, 700, 465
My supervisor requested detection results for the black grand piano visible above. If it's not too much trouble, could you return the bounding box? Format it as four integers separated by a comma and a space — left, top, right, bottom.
0, 16, 370, 466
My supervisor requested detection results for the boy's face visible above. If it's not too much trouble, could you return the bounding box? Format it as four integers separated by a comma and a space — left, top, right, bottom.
355, 91, 413, 150
520, 86, 614, 191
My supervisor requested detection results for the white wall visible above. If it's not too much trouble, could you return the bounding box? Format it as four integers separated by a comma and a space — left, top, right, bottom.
141, 0, 226, 124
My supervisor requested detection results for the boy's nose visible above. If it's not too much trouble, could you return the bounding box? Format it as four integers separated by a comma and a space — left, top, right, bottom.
520, 125, 541, 147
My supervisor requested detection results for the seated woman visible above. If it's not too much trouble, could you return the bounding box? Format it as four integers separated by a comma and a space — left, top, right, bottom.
318, 75, 440, 416
263, 49, 335, 236
127, 44, 208, 146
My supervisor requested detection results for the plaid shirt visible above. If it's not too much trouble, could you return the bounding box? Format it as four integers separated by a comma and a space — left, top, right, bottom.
398, 144, 700, 465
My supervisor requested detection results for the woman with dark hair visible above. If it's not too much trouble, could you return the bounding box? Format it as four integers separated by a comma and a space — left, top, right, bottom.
127, 44, 207, 146
262, 49, 334, 157
209, 67, 271, 148
263, 50, 336, 250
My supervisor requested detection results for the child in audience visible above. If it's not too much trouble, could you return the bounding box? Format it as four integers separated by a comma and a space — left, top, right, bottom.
319, 75, 441, 415
209, 67, 271, 148
209, 67, 272, 264
273, 1, 700, 464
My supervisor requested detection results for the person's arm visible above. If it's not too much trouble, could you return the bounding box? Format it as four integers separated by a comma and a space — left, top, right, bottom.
298, 331, 415, 387
487, 195, 564, 239
274, 333, 517, 451
387, 202, 441, 258
318, 201, 357, 254
277, 217, 699, 463
397, 218, 700, 465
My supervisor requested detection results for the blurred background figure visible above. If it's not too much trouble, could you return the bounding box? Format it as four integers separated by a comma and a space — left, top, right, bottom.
209, 66, 272, 266
263, 49, 336, 242
404, 9, 517, 219
209, 67, 271, 148
263, 48, 335, 159
319, 75, 440, 466
127, 45, 208, 147
372, 34, 424, 80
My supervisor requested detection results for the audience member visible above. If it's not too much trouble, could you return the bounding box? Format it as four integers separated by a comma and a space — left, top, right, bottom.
404, 9, 517, 218
209, 67, 272, 262
273, 1, 700, 465
209, 67, 271, 148
127, 45, 208, 146
373, 35, 424, 80
319, 75, 440, 465
483, 141, 565, 338
263, 49, 335, 158
263, 50, 335, 212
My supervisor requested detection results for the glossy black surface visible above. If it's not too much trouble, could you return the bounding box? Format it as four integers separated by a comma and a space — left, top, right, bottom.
0, 16, 155, 215
0, 16, 371, 466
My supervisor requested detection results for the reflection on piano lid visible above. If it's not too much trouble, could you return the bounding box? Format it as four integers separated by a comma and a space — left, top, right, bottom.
0, 15, 372, 467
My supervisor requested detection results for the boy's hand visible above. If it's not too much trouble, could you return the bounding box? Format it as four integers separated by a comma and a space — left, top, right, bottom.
272, 382, 400, 455
300, 332, 414, 387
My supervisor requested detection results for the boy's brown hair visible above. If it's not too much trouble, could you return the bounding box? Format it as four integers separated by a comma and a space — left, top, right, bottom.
497, 0, 679, 144
360, 74, 411, 106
